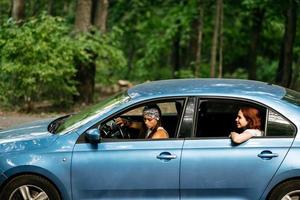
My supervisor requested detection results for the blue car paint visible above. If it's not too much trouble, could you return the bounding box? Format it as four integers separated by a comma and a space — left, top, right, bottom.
180, 138, 294, 199
0, 119, 54, 144
0, 131, 79, 200
0, 79, 300, 199
260, 137, 300, 199
128, 79, 285, 101
72, 139, 184, 199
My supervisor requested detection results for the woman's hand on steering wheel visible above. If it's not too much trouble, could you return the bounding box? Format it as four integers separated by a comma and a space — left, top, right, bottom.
115, 117, 128, 127
113, 119, 129, 139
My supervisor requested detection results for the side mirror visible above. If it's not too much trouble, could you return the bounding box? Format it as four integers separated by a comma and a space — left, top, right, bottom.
85, 128, 101, 143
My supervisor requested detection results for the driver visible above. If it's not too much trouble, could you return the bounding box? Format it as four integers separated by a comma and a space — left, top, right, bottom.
115, 104, 169, 139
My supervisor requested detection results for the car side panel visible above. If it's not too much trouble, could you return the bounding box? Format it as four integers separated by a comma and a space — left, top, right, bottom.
0, 133, 77, 200
180, 138, 293, 200
72, 139, 184, 200
260, 138, 300, 199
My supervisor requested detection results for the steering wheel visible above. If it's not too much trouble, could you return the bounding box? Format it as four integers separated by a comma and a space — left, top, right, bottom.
112, 119, 129, 139
99, 120, 129, 139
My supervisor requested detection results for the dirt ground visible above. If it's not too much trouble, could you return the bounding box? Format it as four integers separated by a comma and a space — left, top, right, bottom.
0, 111, 59, 129
0, 87, 124, 130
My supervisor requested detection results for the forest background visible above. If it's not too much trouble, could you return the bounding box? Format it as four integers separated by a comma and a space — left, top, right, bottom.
0, 0, 299, 114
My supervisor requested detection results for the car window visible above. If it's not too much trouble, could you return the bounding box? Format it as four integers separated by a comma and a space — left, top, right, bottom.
54, 92, 130, 134
266, 110, 295, 137
195, 99, 266, 138
98, 100, 184, 140
282, 88, 300, 107
124, 102, 178, 116
195, 98, 296, 138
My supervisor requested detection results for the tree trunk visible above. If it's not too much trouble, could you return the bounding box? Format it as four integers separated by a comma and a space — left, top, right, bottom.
93, 0, 109, 33
194, 0, 204, 78
291, 56, 300, 89
172, 30, 181, 78
74, 0, 92, 33
74, 53, 97, 104
63, 0, 72, 16
48, 0, 55, 16
248, 8, 265, 80
126, 44, 135, 79
11, 0, 25, 22
218, 0, 223, 78
210, 0, 222, 78
276, 0, 297, 87
74, 0, 95, 103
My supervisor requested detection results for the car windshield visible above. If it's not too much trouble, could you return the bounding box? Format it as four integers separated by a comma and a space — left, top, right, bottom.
54, 92, 130, 134
282, 88, 300, 107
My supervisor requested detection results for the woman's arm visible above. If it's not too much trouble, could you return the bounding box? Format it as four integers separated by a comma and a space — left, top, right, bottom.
229, 131, 253, 144
115, 117, 143, 129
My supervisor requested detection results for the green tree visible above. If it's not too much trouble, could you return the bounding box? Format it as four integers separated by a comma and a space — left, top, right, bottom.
0, 15, 77, 110
276, 0, 298, 87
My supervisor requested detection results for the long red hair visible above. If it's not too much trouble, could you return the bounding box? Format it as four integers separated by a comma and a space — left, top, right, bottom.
240, 107, 261, 130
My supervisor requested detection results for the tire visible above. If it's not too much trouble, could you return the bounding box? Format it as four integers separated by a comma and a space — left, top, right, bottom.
0, 174, 61, 200
268, 180, 300, 200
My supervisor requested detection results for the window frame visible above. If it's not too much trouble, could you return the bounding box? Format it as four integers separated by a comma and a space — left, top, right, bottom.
265, 108, 296, 137
78, 97, 188, 143
192, 96, 296, 139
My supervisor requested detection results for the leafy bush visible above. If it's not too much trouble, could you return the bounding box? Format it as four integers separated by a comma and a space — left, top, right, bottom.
256, 57, 278, 83
0, 15, 77, 109
91, 27, 127, 85
0, 15, 126, 109
224, 68, 248, 79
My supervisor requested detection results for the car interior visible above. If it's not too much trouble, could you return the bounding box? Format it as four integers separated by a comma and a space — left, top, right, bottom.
98, 99, 185, 139
81, 97, 296, 143
195, 99, 267, 138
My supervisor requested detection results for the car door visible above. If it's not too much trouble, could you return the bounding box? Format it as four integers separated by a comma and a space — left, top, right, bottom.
71, 99, 185, 200
72, 139, 183, 200
180, 98, 296, 200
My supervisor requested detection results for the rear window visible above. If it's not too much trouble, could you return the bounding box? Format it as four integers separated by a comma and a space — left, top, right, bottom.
266, 110, 295, 137
283, 88, 300, 107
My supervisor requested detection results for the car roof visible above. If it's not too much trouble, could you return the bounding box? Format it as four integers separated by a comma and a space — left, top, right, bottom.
127, 78, 286, 101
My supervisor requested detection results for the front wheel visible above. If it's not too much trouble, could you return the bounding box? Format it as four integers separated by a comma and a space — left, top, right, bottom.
0, 174, 60, 200
269, 180, 300, 200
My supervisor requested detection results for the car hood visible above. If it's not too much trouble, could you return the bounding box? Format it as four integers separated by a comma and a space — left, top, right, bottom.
0, 119, 58, 153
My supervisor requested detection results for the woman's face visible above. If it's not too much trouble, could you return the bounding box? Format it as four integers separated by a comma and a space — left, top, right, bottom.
236, 110, 248, 128
144, 116, 158, 129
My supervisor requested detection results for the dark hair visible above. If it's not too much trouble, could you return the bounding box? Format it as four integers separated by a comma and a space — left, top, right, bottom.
240, 107, 261, 130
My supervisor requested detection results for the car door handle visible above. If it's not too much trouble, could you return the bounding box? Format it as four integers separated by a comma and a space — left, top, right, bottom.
156, 152, 177, 160
258, 150, 279, 159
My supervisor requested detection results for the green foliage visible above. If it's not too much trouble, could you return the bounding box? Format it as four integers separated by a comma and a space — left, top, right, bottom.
70, 28, 127, 87
0, 0, 10, 24
111, 0, 200, 81
176, 69, 195, 79
92, 27, 127, 85
1, 0, 300, 109
256, 57, 278, 83
224, 68, 248, 79
0, 15, 77, 109
0, 14, 126, 108
110, 0, 292, 83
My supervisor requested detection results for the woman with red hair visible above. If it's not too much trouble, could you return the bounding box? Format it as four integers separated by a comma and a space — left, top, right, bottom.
229, 107, 262, 144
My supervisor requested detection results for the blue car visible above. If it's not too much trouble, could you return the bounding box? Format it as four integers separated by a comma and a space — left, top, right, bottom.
1, 79, 300, 200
